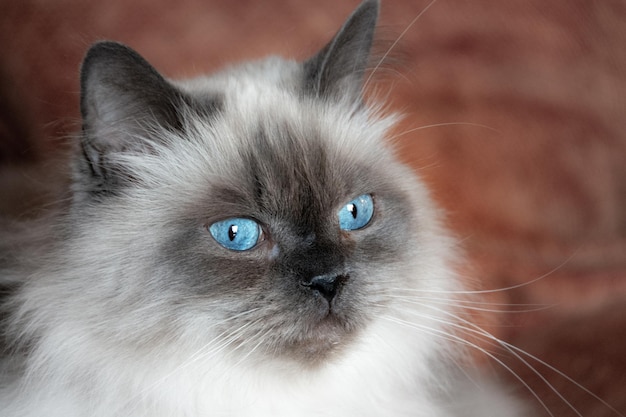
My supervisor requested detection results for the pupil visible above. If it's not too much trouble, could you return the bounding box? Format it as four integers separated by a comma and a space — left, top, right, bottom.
348, 203, 357, 219
228, 224, 238, 241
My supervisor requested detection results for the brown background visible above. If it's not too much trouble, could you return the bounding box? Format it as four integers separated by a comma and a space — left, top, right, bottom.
1, 0, 625, 415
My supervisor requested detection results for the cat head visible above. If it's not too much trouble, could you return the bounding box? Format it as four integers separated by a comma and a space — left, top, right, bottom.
70, 0, 449, 367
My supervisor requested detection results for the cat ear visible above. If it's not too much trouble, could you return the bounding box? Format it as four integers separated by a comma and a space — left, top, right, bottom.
80, 41, 187, 148
78, 41, 190, 195
303, 0, 379, 102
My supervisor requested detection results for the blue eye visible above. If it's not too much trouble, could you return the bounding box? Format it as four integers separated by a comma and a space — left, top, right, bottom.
338, 194, 374, 231
209, 218, 262, 251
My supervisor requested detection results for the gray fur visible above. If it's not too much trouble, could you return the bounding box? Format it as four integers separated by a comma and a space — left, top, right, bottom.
0, 1, 529, 416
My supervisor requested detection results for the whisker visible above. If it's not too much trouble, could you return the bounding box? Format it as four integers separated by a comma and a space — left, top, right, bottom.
225, 321, 276, 370
384, 293, 555, 314
501, 340, 626, 417
364, 0, 440, 90
391, 122, 502, 140
399, 253, 577, 295
118, 309, 262, 414
412, 305, 581, 416
406, 301, 621, 417
379, 314, 555, 417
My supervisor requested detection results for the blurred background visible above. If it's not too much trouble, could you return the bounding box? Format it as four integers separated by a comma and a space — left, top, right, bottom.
1, 0, 625, 415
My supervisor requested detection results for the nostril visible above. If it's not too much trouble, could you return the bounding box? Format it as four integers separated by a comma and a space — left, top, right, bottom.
302, 274, 349, 303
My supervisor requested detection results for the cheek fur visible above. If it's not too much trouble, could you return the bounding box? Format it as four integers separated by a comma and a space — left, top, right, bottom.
163, 224, 273, 300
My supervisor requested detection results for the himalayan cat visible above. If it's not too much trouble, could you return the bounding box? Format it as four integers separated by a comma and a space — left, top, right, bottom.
0, 1, 528, 416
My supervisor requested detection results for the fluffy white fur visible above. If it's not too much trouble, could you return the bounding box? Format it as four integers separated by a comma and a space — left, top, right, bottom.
1, 63, 524, 417
0, 1, 529, 416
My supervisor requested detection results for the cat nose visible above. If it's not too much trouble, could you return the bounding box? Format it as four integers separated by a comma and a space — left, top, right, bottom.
301, 273, 349, 303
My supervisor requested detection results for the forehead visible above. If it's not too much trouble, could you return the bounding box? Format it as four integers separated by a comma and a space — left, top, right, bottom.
175, 73, 398, 225
208, 116, 376, 226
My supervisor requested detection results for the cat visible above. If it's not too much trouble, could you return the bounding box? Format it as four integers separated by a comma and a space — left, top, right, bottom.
0, 1, 529, 416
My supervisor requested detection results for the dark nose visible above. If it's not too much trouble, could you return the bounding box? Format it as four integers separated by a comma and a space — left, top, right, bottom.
301, 273, 349, 303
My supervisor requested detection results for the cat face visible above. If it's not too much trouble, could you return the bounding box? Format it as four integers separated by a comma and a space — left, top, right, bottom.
70, 0, 439, 366
159, 110, 417, 363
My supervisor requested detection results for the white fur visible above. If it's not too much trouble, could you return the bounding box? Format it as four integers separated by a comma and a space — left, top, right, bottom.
0, 51, 529, 417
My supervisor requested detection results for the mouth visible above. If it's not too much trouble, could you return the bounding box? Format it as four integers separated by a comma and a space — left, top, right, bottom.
293, 317, 352, 361
282, 298, 364, 364
246, 275, 369, 364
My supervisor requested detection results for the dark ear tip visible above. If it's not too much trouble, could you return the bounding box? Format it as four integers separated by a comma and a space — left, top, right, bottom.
303, 0, 380, 100
84, 40, 129, 56
79, 41, 161, 109
81, 41, 123, 87
359, 0, 380, 15
81, 41, 140, 77
82, 41, 129, 68
351, 0, 380, 33
80, 42, 132, 117
352, 0, 380, 23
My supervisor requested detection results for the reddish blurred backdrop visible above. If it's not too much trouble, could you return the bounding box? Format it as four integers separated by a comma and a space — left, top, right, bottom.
1, 1, 625, 415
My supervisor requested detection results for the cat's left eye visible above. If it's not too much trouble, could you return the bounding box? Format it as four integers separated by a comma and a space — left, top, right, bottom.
209, 218, 262, 251
338, 194, 374, 231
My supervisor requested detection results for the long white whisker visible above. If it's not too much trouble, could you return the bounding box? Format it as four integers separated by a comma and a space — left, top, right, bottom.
364, 0, 439, 90
118, 309, 262, 415
404, 252, 578, 295
501, 340, 625, 417
380, 314, 554, 417
405, 300, 619, 417
401, 308, 576, 416
427, 303, 622, 414
384, 293, 555, 314
391, 122, 502, 140
226, 321, 276, 370
417, 305, 579, 415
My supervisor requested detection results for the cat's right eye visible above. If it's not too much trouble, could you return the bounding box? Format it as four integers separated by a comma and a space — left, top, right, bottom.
338, 194, 374, 231
209, 218, 262, 251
